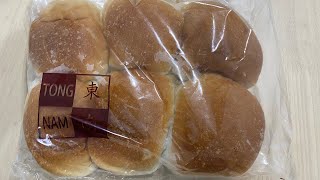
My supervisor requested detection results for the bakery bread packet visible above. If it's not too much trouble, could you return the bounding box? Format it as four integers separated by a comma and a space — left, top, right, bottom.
11, 0, 293, 179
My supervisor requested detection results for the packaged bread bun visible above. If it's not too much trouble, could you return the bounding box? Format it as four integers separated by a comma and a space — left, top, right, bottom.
29, 0, 108, 74
14, 0, 289, 179
181, 1, 263, 88
88, 70, 175, 175
104, 0, 183, 73
168, 74, 265, 176
23, 81, 98, 176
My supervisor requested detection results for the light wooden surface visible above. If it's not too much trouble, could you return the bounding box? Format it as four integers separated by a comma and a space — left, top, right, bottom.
270, 0, 320, 179
0, 0, 319, 179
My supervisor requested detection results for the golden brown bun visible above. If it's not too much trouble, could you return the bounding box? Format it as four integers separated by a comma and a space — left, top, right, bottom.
181, 1, 263, 88
88, 70, 175, 175
170, 74, 265, 176
23, 83, 96, 176
29, 0, 108, 74
104, 0, 183, 73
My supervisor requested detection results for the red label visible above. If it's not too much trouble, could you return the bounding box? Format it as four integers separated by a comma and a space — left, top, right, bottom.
71, 108, 109, 138
39, 73, 76, 107
37, 73, 111, 139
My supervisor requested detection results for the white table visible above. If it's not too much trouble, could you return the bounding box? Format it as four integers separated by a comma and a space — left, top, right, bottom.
0, 0, 319, 179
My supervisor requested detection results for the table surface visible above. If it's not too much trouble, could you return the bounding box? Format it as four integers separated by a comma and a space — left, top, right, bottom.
0, 0, 319, 179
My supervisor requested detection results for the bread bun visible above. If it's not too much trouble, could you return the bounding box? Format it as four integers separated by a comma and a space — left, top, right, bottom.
169, 73, 265, 176
23, 82, 96, 176
88, 70, 175, 175
29, 0, 108, 74
181, 1, 263, 88
104, 0, 183, 73
37, 0, 101, 23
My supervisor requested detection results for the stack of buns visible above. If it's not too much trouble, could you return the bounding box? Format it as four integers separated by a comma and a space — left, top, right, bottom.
24, 0, 265, 177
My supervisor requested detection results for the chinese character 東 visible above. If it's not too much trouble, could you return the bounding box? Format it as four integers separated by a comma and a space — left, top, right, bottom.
84, 81, 100, 100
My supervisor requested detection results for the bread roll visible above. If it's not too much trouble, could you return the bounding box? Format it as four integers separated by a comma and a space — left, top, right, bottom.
104, 0, 183, 73
88, 70, 175, 175
181, 1, 263, 88
23, 82, 96, 176
169, 74, 265, 176
37, 0, 101, 23
29, 0, 108, 74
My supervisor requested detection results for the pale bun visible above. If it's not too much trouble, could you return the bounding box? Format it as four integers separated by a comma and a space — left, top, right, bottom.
29, 0, 108, 74
88, 70, 175, 175
181, 1, 263, 88
38, 0, 101, 23
104, 0, 183, 73
23, 82, 96, 176
170, 73, 265, 176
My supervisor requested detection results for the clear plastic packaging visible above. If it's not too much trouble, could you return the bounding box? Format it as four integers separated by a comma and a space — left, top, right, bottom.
11, 0, 293, 179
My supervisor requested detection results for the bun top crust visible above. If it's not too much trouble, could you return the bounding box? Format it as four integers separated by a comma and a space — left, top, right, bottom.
104, 0, 183, 72
171, 73, 265, 175
181, 1, 263, 88
29, 0, 108, 74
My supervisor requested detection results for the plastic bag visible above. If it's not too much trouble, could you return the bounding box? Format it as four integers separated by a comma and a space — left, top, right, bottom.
11, 0, 293, 179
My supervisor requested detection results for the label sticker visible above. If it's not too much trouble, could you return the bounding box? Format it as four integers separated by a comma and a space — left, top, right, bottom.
37, 73, 111, 139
